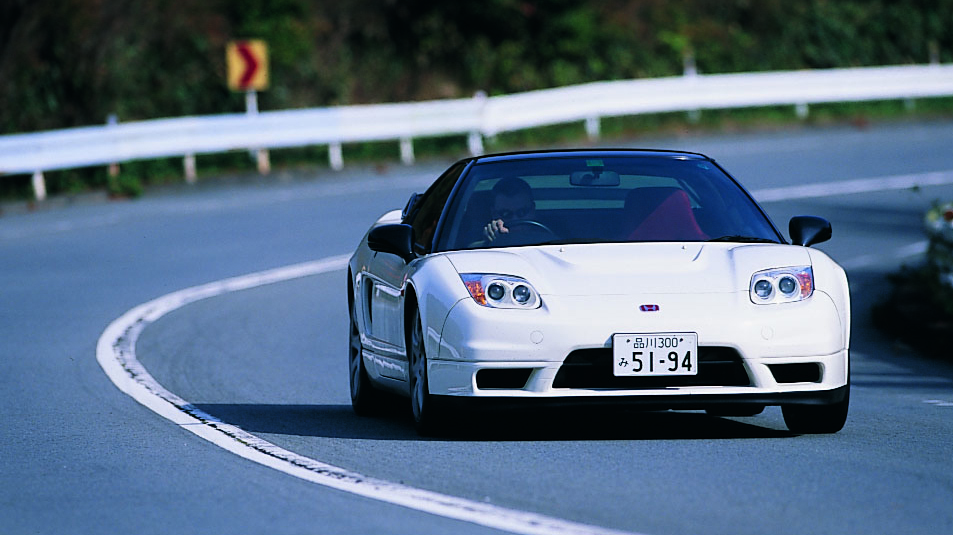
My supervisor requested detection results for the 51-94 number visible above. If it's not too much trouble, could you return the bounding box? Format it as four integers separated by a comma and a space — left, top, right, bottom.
612, 332, 699, 376
630, 350, 693, 373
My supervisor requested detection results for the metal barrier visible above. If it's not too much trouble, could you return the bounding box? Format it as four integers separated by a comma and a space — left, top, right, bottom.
3, 63, 952, 200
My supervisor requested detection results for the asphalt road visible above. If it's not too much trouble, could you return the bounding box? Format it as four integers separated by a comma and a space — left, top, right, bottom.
2, 120, 952, 535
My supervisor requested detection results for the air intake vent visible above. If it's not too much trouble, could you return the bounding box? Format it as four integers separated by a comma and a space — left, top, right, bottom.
553, 346, 750, 389
768, 363, 821, 384
476, 368, 533, 389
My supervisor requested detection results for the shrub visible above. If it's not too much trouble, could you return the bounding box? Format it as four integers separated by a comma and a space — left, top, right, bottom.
874, 201, 953, 359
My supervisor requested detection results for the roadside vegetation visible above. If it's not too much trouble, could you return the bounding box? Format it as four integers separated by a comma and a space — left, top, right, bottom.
2, 0, 953, 199
874, 203, 953, 361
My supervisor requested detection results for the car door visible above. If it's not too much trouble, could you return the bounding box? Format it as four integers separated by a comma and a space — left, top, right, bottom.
362, 162, 467, 378
362, 247, 408, 379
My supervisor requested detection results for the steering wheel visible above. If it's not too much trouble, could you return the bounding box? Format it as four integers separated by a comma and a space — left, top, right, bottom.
509, 219, 556, 236
493, 219, 558, 246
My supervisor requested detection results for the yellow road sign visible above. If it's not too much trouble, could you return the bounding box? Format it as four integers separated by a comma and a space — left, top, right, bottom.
227, 40, 269, 91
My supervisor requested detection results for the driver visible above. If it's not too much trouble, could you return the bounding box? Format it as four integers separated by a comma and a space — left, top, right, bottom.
483, 177, 536, 242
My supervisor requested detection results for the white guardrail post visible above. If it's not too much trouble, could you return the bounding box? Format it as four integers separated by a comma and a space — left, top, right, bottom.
31, 171, 46, 201
2, 64, 953, 201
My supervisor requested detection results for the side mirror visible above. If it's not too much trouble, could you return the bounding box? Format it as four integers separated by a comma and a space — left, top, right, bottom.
789, 216, 832, 247
368, 223, 415, 262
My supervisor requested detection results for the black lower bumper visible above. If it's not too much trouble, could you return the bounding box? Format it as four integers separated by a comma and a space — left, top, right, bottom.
439, 385, 849, 411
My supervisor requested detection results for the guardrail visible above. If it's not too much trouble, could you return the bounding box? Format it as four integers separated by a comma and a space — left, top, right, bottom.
3, 63, 953, 200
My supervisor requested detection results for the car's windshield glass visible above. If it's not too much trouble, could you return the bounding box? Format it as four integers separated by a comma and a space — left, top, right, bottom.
435, 155, 780, 251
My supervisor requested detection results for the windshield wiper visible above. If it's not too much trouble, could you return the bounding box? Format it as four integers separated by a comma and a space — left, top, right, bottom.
707, 235, 779, 244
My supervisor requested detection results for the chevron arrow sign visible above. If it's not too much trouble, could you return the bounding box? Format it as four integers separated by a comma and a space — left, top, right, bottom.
226, 40, 269, 91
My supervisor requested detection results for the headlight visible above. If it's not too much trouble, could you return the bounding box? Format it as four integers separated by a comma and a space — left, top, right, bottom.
487, 283, 506, 301
512, 284, 532, 304
750, 266, 813, 304
778, 276, 798, 295
753, 279, 774, 299
460, 274, 541, 309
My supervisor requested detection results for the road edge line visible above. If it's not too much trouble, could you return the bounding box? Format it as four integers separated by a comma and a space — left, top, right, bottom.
96, 254, 640, 535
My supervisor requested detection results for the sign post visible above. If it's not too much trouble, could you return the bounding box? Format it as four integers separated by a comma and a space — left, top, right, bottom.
226, 40, 270, 174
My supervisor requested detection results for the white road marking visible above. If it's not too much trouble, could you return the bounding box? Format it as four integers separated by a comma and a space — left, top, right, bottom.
96, 254, 641, 535
751, 169, 953, 202
750, 170, 951, 270
923, 400, 953, 407
91, 165, 953, 533
838, 240, 928, 270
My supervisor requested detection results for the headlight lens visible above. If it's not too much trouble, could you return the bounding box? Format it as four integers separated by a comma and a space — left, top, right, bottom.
513, 285, 532, 304
487, 283, 506, 301
460, 274, 541, 309
778, 276, 798, 295
754, 279, 774, 299
750, 266, 813, 304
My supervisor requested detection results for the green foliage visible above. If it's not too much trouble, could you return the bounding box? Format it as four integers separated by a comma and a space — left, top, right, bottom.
4, 0, 952, 135
874, 262, 953, 359
875, 199, 953, 360
2, 0, 953, 199
108, 173, 144, 199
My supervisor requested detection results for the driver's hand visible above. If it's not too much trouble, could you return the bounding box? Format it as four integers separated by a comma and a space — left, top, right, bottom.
484, 219, 508, 242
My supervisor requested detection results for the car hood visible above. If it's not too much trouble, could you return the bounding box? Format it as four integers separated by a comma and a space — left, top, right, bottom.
442, 242, 812, 296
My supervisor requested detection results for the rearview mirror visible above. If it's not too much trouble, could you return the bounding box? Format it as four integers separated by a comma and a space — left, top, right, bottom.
368, 223, 415, 262
570, 170, 620, 186
789, 216, 832, 247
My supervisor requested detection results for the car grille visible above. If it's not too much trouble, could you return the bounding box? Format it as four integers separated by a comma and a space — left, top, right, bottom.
552, 346, 750, 389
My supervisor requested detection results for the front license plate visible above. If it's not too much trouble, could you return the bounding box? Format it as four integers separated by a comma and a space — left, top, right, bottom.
612, 333, 698, 376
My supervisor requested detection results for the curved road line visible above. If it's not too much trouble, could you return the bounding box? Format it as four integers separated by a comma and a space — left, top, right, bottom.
96, 254, 638, 535
752, 169, 953, 202
96, 168, 953, 535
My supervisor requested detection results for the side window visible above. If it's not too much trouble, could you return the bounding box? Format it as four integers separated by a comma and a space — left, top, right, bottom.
408, 162, 466, 254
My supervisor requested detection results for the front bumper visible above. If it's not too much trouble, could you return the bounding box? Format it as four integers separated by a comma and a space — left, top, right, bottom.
430, 291, 849, 404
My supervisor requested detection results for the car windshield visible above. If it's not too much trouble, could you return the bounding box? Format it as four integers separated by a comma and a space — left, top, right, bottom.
434, 155, 781, 251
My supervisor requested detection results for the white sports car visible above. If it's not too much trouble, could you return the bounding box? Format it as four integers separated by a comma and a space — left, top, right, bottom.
347, 149, 850, 434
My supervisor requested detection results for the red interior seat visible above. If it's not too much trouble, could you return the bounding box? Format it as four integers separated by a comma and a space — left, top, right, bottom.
624, 187, 708, 241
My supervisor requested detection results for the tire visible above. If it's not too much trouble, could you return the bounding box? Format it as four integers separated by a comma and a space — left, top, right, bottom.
408, 310, 445, 435
782, 386, 849, 434
349, 301, 381, 415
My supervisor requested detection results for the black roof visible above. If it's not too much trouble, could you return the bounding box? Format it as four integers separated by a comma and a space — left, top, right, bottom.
469, 148, 712, 164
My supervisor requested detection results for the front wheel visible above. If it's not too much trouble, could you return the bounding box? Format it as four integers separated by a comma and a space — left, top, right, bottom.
349, 302, 381, 415
781, 386, 849, 434
409, 311, 445, 435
